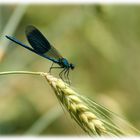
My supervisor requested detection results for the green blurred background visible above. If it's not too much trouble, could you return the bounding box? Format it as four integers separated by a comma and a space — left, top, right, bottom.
0, 4, 140, 135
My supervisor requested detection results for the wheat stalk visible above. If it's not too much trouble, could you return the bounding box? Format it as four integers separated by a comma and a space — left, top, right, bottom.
42, 73, 140, 136
0, 71, 139, 136
42, 73, 107, 136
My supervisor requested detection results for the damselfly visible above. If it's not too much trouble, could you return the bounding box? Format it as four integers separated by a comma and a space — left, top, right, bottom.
6, 25, 74, 84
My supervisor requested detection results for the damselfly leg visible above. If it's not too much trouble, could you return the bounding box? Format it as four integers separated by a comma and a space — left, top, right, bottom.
48, 62, 62, 73
64, 69, 70, 85
59, 68, 66, 81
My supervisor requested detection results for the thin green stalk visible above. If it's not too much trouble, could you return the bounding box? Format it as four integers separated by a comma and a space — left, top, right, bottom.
0, 71, 43, 76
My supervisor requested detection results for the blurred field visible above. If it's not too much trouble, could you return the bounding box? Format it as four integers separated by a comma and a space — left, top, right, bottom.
0, 4, 140, 135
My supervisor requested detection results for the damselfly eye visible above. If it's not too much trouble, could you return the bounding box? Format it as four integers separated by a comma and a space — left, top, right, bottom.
70, 63, 75, 70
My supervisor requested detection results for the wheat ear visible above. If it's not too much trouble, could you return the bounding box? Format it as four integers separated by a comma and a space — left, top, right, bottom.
0, 71, 139, 135
42, 73, 107, 136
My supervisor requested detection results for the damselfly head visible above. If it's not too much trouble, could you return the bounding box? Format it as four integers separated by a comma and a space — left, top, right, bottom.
70, 63, 75, 70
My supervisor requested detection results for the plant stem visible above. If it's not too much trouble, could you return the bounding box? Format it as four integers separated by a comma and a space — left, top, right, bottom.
0, 71, 44, 76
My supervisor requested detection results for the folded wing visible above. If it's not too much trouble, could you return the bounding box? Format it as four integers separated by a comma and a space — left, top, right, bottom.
25, 25, 62, 60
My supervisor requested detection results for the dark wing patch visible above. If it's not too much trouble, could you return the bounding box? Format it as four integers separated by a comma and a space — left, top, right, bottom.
25, 25, 62, 59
